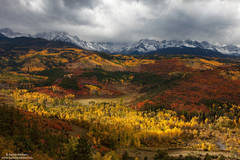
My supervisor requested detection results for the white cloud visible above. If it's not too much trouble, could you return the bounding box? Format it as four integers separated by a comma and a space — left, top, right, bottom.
19, 0, 46, 13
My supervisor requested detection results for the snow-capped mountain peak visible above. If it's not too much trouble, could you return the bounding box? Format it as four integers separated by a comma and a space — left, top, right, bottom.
34, 31, 77, 43
1, 28, 240, 55
127, 39, 160, 53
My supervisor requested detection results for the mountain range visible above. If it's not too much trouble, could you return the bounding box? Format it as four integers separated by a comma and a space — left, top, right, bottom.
1, 28, 240, 56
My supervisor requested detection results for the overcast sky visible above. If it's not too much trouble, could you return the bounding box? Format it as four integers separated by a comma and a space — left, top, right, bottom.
1, 0, 240, 43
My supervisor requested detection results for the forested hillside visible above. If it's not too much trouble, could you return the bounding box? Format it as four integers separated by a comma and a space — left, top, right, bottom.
0, 37, 240, 159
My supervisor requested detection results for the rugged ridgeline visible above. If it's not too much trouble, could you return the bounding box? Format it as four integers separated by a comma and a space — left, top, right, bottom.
1, 28, 240, 56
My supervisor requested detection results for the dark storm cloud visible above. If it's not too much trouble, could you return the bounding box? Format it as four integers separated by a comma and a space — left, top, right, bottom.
142, 4, 239, 42
128, 0, 240, 43
62, 0, 100, 9
42, 0, 96, 25
0, 0, 99, 33
0, 0, 240, 43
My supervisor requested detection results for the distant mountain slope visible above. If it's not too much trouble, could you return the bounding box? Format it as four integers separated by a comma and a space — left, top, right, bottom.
128, 47, 225, 57
122, 39, 239, 56
34, 31, 128, 53
1, 28, 240, 56
0, 35, 77, 54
